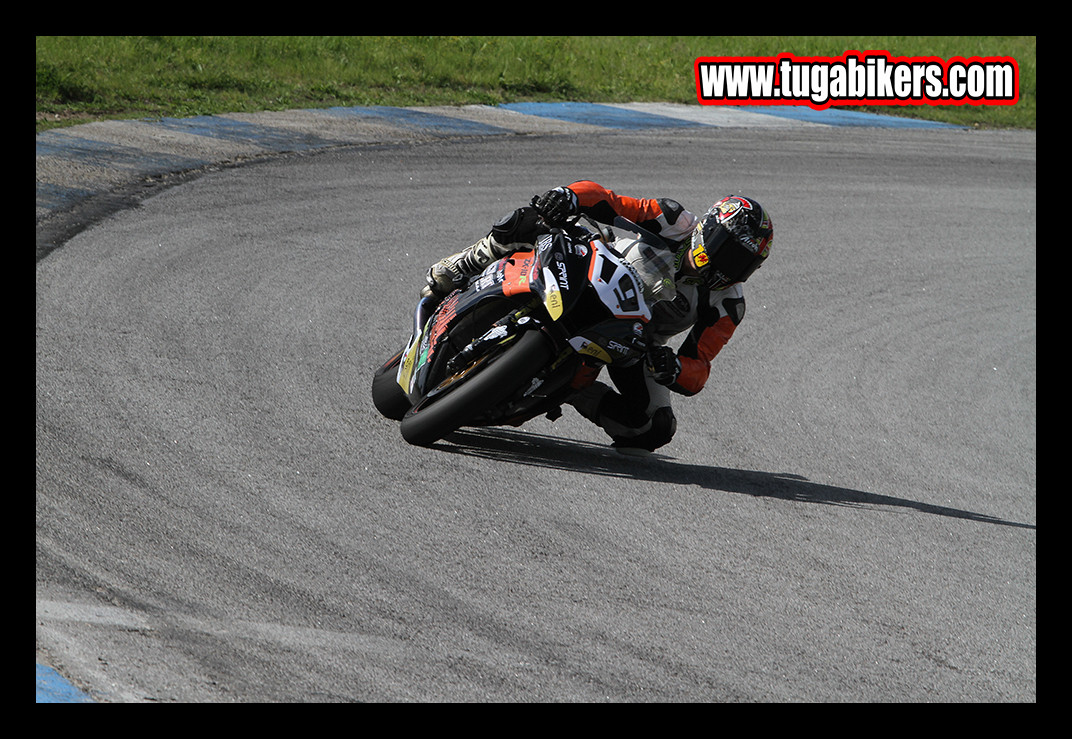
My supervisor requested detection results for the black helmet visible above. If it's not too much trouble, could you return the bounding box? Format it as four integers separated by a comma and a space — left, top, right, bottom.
689, 196, 773, 290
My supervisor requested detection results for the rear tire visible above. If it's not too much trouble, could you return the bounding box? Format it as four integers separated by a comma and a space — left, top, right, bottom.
400, 330, 553, 446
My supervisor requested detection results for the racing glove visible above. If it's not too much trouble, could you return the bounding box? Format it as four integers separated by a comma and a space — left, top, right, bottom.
647, 345, 681, 386
532, 187, 579, 226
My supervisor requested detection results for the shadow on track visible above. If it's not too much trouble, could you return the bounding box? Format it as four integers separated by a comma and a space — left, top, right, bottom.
436, 428, 1035, 531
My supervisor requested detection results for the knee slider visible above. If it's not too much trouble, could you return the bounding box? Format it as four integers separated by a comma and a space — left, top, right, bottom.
608, 406, 677, 452
649, 407, 677, 448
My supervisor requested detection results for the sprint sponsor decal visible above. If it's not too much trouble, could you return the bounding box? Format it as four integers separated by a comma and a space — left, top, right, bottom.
694, 50, 1019, 110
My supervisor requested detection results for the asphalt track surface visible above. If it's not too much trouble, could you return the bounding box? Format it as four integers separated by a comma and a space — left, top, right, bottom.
36, 104, 1036, 702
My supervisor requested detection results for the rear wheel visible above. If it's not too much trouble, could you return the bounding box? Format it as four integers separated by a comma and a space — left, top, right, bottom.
400, 330, 554, 446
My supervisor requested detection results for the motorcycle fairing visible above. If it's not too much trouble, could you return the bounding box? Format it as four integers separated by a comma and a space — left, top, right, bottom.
397, 253, 539, 400
397, 232, 656, 401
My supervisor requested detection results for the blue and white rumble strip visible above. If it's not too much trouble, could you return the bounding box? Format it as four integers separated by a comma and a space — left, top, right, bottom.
36, 102, 962, 222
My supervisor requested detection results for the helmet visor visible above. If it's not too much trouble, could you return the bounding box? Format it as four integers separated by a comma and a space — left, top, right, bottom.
693, 222, 765, 290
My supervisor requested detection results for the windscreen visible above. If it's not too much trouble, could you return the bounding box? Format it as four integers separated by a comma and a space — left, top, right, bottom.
615, 235, 677, 303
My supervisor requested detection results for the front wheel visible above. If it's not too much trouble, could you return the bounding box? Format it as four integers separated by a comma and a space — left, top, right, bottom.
371, 350, 411, 420
400, 330, 554, 446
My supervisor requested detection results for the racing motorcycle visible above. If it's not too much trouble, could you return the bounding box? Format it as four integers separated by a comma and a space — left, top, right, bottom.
371, 214, 677, 447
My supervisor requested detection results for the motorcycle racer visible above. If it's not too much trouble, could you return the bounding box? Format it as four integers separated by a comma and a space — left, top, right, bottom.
421, 180, 773, 454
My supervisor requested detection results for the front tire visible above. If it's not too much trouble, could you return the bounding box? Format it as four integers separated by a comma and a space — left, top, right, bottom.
371, 350, 411, 420
399, 330, 554, 446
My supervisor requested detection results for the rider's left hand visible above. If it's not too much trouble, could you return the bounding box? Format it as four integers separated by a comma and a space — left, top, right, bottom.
532, 187, 578, 226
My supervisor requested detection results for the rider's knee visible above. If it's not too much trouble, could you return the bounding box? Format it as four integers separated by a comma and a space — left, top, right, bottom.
648, 407, 677, 448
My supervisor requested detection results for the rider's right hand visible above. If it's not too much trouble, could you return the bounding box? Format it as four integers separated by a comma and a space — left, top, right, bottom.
646, 345, 681, 386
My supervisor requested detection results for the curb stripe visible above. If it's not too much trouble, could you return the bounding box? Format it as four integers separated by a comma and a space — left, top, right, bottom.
36, 664, 94, 703
499, 101, 701, 129
151, 114, 347, 151
738, 104, 963, 128
316, 105, 512, 136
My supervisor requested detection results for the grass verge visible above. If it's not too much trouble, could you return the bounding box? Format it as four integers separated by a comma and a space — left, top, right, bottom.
36, 36, 1036, 134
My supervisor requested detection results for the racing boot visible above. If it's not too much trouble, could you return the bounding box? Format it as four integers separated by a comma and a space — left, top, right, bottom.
421, 207, 543, 298
421, 234, 512, 298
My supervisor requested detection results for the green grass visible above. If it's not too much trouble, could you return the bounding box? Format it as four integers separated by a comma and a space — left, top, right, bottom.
36, 36, 1036, 134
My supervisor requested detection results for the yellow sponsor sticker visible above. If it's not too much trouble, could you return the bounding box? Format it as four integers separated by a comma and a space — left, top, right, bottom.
397, 346, 416, 391
578, 341, 613, 363
692, 243, 709, 268
545, 289, 563, 320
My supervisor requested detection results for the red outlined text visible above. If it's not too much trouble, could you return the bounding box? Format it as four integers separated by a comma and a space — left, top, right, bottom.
695, 50, 1019, 109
